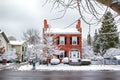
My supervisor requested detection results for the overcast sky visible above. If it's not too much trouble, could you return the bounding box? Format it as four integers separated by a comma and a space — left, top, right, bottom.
0, 0, 119, 40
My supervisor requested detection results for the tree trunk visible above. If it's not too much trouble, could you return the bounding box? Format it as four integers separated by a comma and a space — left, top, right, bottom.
96, 0, 120, 14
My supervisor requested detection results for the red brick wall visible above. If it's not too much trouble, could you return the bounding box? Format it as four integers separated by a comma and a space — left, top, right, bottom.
43, 19, 82, 59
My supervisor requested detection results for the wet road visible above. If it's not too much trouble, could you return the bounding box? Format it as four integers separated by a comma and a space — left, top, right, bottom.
0, 70, 120, 80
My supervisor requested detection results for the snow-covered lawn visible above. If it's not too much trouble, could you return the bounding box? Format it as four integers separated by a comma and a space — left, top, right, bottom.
0, 63, 15, 70
18, 63, 120, 71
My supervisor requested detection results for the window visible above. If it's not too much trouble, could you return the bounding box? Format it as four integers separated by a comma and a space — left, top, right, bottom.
22, 47, 24, 51
72, 36, 78, 45
59, 50, 65, 58
59, 36, 66, 45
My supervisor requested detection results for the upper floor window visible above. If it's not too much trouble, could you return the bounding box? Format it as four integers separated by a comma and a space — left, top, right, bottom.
22, 46, 24, 51
71, 36, 78, 45
59, 36, 66, 45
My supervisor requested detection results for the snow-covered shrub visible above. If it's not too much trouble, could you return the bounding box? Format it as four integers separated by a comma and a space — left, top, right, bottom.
82, 40, 94, 59
62, 57, 69, 64
1, 49, 17, 62
51, 58, 60, 65
80, 59, 91, 65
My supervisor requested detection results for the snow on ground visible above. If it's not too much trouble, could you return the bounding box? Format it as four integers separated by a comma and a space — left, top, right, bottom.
18, 63, 120, 71
0, 63, 15, 70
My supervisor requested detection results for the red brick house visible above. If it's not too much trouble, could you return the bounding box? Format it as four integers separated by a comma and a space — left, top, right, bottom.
43, 19, 82, 62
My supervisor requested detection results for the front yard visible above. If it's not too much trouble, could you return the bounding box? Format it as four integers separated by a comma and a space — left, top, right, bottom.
18, 62, 120, 71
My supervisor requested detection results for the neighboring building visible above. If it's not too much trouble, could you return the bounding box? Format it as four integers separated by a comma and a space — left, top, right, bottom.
9, 41, 27, 62
0, 31, 9, 56
43, 19, 82, 62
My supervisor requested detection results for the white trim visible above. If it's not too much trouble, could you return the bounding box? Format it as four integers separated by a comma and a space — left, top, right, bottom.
69, 49, 80, 59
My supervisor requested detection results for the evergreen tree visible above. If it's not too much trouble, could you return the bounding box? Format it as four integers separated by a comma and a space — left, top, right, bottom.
93, 30, 99, 55
87, 34, 91, 46
94, 11, 119, 56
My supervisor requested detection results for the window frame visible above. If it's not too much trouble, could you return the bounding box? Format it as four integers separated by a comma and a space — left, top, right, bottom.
71, 36, 78, 45
59, 50, 65, 58
59, 36, 66, 45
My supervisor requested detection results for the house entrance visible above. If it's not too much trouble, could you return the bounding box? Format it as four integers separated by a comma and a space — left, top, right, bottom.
69, 50, 80, 59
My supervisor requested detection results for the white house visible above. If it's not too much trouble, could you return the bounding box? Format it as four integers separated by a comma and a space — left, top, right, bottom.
0, 31, 9, 54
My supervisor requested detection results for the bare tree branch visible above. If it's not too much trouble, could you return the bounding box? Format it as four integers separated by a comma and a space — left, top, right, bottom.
23, 28, 40, 45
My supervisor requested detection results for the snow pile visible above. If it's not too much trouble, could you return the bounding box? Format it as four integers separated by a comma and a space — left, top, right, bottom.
81, 59, 91, 62
62, 57, 69, 64
104, 48, 120, 58
18, 65, 33, 70
51, 58, 60, 65
18, 63, 120, 71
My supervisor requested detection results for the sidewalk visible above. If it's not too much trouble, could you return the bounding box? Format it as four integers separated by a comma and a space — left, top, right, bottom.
18, 63, 120, 71
0, 62, 28, 70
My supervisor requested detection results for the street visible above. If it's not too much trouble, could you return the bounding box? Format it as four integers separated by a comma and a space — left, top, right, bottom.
0, 70, 120, 80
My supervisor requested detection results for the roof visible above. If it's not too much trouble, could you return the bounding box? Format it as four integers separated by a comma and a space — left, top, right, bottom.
0, 32, 9, 43
9, 41, 26, 45
114, 55, 120, 60
45, 28, 81, 34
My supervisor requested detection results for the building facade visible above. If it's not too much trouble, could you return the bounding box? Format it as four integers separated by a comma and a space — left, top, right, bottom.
43, 19, 82, 61
0, 32, 9, 56
9, 41, 27, 62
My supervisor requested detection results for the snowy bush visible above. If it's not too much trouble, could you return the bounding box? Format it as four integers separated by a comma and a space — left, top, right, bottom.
62, 57, 69, 64
1, 49, 17, 62
51, 58, 60, 65
81, 59, 91, 65
82, 40, 94, 58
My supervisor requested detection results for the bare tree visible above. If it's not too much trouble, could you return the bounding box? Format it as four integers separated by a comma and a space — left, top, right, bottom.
42, 32, 60, 65
23, 28, 40, 45
96, 0, 120, 14
46, 0, 120, 25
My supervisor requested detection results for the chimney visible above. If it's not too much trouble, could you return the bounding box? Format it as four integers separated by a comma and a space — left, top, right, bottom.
44, 19, 49, 29
76, 19, 82, 32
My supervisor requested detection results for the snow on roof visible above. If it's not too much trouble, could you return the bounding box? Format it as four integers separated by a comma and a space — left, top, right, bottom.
45, 28, 81, 34
104, 48, 120, 58
9, 41, 25, 45
114, 55, 120, 60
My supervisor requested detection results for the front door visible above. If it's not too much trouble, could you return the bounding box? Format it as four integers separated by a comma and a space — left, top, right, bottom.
69, 50, 80, 59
